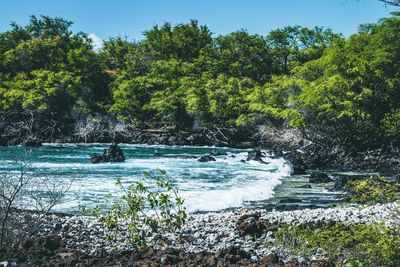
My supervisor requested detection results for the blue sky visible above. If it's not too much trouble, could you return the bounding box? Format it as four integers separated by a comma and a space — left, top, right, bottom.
0, 0, 397, 46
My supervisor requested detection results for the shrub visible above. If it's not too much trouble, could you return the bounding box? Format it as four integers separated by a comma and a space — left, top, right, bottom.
275, 222, 400, 266
83, 169, 187, 248
345, 176, 400, 204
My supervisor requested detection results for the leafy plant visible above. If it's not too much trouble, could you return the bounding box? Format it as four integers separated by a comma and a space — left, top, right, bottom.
345, 176, 400, 204
274, 222, 400, 266
83, 169, 187, 248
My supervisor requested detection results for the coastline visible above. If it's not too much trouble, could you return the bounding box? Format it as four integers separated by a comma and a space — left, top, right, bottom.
1, 202, 399, 266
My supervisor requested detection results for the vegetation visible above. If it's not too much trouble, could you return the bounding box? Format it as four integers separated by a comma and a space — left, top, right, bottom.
1, 13, 400, 150
345, 176, 400, 204
275, 222, 400, 266
0, 150, 73, 246
83, 170, 187, 248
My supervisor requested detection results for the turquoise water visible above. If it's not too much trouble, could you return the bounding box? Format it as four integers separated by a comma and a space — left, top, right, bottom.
0, 143, 291, 213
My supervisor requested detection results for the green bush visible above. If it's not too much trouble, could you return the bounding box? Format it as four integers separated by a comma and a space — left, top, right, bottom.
275, 222, 400, 266
345, 176, 400, 204
83, 169, 187, 248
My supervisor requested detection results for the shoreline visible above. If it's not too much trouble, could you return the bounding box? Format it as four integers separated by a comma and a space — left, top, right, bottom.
2, 202, 399, 266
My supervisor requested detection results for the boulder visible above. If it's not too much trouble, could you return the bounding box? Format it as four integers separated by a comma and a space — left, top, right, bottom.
309, 172, 332, 183
198, 155, 216, 162
90, 143, 126, 163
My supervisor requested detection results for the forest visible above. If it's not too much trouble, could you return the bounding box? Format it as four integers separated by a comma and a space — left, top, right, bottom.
1, 13, 400, 149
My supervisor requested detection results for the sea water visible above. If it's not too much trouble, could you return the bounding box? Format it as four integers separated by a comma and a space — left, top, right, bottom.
0, 143, 291, 213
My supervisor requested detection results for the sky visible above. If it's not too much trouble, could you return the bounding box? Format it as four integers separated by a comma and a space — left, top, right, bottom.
0, 0, 397, 48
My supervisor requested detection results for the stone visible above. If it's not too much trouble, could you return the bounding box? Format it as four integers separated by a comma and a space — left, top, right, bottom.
21, 136, 43, 147
260, 253, 279, 265
90, 142, 125, 163
198, 155, 216, 162
247, 148, 269, 164
309, 172, 332, 183
297, 184, 312, 189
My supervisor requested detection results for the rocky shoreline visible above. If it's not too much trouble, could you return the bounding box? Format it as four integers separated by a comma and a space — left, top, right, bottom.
1, 202, 399, 266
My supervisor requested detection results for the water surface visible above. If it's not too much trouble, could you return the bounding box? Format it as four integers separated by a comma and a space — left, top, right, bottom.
0, 143, 291, 213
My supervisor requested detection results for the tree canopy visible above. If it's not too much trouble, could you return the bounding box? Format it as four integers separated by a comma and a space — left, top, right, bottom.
1, 14, 400, 147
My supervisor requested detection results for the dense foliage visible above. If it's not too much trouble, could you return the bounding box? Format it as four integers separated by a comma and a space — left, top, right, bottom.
275, 222, 400, 266
345, 176, 400, 204
1, 14, 400, 148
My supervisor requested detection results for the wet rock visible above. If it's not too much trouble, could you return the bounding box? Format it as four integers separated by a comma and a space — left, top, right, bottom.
297, 184, 312, 189
198, 155, 216, 162
246, 148, 269, 164
153, 151, 162, 157
285, 152, 307, 174
309, 172, 332, 183
21, 136, 43, 147
90, 142, 125, 163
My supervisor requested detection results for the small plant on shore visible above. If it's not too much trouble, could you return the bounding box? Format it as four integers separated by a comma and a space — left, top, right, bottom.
274, 222, 400, 266
83, 169, 187, 248
345, 176, 400, 204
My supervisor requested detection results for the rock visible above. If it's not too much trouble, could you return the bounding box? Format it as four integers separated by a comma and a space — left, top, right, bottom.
297, 184, 312, 189
247, 149, 269, 164
54, 223, 62, 231
153, 151, 162, 157
309, 172, 332, 183
21, 136, 43, 147
285, 152, 307, 174
198, 155, 216, 162
284, 258, 299, 267
90, 142, 125, 163
260, 253, 279, 265
237, 213, 268, 237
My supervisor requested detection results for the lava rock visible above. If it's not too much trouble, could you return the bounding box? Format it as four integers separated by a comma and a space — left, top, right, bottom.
260, 253, 279, 266
21, 136, 43, 147
246, 148, 269, 164
198, 155, 216, 162
309, 172, 332, 183
90, 142, 126, 163
285, 152, 307, 174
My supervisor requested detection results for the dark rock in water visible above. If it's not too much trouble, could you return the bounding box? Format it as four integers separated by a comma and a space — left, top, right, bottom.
309, 172, 332, 183
209, 150, 228, 156
246, 148, 269, 164
285, 152, 307, 174
296, 184, 312, 189
153, 151, 162, 157
21, 137, 43, 147
198, 155, 216, 162
90, 143, 126, 163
